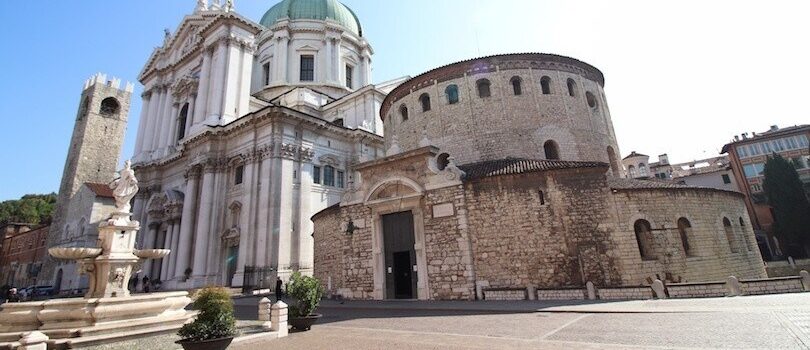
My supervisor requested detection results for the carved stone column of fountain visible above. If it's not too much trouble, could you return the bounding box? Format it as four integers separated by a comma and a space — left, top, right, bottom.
0, 161, 190, 348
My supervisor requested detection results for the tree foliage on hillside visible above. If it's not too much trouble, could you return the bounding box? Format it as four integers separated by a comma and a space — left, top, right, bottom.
763, 154, 810, 257
0, 193, 57, 225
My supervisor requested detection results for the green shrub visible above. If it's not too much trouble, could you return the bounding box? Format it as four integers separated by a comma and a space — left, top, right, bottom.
178, 286, 237, 342
286, 272, 323, 318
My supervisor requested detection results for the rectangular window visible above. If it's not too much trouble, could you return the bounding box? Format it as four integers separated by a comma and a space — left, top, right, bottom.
262, 62, 271, 86
792, 157, 807, 169
737, 146, 749, 158
324, 166, 335, 186
751, 183, 762, 193
300, 55, 314, 81
749, 144, 760, 155
774, 139, 785, 152
761, 142, 772, 153
235, 165, 244, 185
337, 170, 345, 188
743, 164, 758, 178
799, 134, 809, 147
345, 65, 353, 89
722, 174, 731, 184
786, 137, 798, 150
313, 166, 321, 184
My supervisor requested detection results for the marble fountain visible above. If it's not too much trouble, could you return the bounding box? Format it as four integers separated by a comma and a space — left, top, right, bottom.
0, 161, 193, 349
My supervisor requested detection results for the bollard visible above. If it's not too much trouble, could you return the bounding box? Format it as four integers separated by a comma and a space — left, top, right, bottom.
259, 297, 272, 331
586, 281, 596, 300
271, 301, 289, 337
18, 331, 48, 350
527, 285, 537, 301
651, 279, 666, 299
726, 276, 742, 296
800, 270, 810, 292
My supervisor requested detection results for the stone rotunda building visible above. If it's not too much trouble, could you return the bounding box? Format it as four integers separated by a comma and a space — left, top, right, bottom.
312, 53, 766, 301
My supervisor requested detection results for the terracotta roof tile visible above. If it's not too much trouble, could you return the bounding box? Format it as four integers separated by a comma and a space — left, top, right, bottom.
459, 158, 606, 180
84, 182, 114, 198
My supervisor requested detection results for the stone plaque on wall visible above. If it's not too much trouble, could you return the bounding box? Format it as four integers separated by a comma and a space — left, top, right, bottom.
432, 203, 454, 218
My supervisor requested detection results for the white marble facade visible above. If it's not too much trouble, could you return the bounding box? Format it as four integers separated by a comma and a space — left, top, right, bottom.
131, 1, 395, 289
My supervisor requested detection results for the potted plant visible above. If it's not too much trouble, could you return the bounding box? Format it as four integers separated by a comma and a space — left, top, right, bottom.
176, 287, 237, 350
286, 272, 324, 331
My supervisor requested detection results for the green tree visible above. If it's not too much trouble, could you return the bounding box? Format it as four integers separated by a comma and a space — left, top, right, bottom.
762, 154, 810, 257
0, 193, 57, 225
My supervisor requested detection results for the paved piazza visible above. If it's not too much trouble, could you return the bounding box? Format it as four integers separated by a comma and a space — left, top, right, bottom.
229, 293, 810, 349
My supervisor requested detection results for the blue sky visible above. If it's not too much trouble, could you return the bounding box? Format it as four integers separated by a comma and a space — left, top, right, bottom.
1, 0, 808, 200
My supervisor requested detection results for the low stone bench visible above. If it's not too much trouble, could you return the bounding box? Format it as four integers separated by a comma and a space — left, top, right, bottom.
740, 276, 804, 295
597, 286, 653, 300
666, 281, 727, 298
482, 288, 527, 301
536, 287, 586, 300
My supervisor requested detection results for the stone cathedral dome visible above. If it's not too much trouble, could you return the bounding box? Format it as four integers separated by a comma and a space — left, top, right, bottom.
260, 0, 363, 36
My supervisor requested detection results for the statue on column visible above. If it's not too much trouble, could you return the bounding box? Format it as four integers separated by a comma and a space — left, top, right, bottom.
223, 0, 234, 12
196, 0, 208, 13
109, 160, 139, 214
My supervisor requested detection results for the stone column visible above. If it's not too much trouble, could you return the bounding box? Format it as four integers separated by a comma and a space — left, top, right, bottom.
193, 50, 212, 127
175, 168, 201, 279
158, 89, 175, 151
221, 41, 242, 123
361, 50, 371, 86
160, 221, 175, 281
206, 39, 228, 125
191, 164, 217, 285
142, 221, 160, 280
276, 34, 289, 83
325, 38, 333, 83
238, 46, 253, 118
297, 150, 313, 270
332, 39, 341, 83
167, 220, 181, 281
167, 102, 180, 146
233, 158, 256, 286
133, 92, 152, 155
146, 87, 165, 152
186, 94, 196, 136
255, 154, 272, 267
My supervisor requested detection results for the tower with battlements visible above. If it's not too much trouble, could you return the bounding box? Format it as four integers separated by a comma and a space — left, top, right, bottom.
42, 73, 133, 291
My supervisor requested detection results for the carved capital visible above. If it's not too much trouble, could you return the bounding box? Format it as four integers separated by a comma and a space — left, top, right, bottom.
300, 147, 315, 162
280, 143, 298, 159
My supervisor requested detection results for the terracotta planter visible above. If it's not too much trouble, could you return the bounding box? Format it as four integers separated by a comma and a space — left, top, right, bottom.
289, 313, 322, 331
176, 336, 234, 350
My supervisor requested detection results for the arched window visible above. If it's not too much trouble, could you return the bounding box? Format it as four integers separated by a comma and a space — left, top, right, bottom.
627, 165, 637, 178
543, 140, 560, 160
445, 84, 459, 104
177, 103, 189, 141
567, 78, 577, 97
436, 153, 450, 171
677, 217, 692, 256
419, 93, 431, 112
639, 163, 648, 177
399, 104, 409, 121
606, 146, 620, 176
586, 91, 598, 109
540, 76, 552, 95
99, 97, 120, 116
476, 79, 491, 98
510, 76, 522, 95
634, 219, 656, 260
739, 216, 752, 251
723, 217, 737, 253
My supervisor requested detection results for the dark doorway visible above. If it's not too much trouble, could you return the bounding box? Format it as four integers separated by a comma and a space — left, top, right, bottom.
226, 246, 238, 287
392, 251, 413, 299
382, 211, 417, 299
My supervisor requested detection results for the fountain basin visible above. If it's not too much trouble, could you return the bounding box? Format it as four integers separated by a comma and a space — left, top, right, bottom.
134, 249, 170, 259
49, 247, 102, 260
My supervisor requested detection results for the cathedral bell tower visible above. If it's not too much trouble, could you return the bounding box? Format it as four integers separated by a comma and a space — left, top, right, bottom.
42, 73, 133, 284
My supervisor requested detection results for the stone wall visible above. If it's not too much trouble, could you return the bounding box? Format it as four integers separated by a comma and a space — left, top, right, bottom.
465, 168, 623, 291
381, 55, 621, 170
312, 204, 375, 299
609, 188, 767, 286
766, 259, 810, 277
